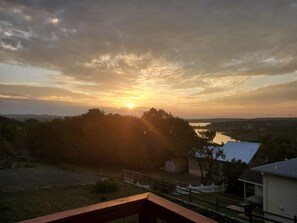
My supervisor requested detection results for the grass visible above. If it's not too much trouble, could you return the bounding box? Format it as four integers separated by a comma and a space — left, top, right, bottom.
172, 191, 249, 221
95, 179, 119, 193
0, 182, 146, 223
0, 162, 248, 223
152, 169, 202, 186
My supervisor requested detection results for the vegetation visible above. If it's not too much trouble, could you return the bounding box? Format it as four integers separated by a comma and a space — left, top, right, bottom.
95, 179, 119, 193
0, 183, 145, 223
222, 159, 247, 194
259, 134, 297, 163
0, 116, 29, 168
11, 108, 196, 171
190, 130, 225, 183
203, 118, 297, 142
200, 118, 297, 163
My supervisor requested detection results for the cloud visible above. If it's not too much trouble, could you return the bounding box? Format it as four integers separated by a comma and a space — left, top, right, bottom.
0, 98, 148, 116
0, 98, 89, 116
212, 80, 297, 105
0, 0, 297, 117
1, 1, 297, 78
0, 83, 93, 103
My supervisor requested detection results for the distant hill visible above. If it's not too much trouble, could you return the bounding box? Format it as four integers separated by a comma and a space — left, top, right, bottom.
1, 114, 63, 122
187, 117, 297, 123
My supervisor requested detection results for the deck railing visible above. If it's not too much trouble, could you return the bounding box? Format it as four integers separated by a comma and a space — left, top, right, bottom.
18, 192, 217, 223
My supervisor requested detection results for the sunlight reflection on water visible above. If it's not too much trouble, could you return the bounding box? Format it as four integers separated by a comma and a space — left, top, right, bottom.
189, 122, 237, 144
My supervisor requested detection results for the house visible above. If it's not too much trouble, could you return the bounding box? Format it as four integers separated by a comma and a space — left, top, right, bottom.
188, 141, 261, 177
238, 169, 263, 200
252, 158, 297, 223
164, 157, 187, 173
215, 141, 261, 165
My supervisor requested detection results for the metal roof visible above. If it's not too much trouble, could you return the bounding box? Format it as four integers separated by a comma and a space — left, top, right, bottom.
217, 141, 260, 164
252, 157, 297, 180
238, 169, 263, 185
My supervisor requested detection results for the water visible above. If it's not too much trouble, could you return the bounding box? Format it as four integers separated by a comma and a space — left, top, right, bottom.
189, 122, 236, 144
190, 122, 211, 127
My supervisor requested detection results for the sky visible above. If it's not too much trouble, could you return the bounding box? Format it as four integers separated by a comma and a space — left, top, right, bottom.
0, 0, 297, 118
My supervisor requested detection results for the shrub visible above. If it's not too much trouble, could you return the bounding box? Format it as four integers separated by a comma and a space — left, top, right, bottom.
95, 180, 119, 194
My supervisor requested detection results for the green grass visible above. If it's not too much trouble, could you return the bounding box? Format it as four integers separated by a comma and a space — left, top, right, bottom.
0, 182, 145, 223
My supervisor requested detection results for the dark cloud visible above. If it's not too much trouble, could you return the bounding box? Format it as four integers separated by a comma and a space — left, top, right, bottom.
1, 0, 297, 82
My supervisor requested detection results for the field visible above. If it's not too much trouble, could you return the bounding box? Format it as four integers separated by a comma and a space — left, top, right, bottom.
0, 161, 249, 223
0, 162, 146, 223
0, 181, 145, 223
0, 162, 203, 223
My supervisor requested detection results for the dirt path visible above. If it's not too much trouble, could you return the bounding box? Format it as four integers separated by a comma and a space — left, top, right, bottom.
0, 164, 104, 192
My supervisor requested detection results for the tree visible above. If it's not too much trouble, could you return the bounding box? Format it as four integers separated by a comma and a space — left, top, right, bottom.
142, 108, 197, 160
191, 130, 225, 183
26, 108, 198, 171
259, 134, 297, 163
222, 159, 247, 193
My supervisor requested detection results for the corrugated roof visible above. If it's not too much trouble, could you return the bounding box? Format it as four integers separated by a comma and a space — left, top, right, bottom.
238, 169, 263, 185
218, 141, 260, 164
252, 157, 297, 180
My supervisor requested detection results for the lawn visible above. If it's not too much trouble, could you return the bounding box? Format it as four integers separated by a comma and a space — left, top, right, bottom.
0, 182, 146, 223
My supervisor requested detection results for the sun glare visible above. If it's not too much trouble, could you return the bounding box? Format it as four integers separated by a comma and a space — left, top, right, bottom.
127, 102, 135, 109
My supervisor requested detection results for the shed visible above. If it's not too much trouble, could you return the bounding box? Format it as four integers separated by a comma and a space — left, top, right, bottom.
164, 157, 188, 173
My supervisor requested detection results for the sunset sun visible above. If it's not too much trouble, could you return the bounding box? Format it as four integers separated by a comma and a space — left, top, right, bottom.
127, 102, 135, 109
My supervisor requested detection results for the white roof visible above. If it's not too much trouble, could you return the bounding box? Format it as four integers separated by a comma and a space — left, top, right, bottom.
253, 157, 297, 179
218, 141, 260, 164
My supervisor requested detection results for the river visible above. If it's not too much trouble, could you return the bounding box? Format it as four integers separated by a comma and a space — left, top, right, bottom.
189, 122, 237, 144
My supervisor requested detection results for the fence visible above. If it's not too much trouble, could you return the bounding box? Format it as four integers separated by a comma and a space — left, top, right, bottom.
122, 169, 297, 223
123, 169, 152, 189
172, 185, 297, 223
176, 182, 227, 194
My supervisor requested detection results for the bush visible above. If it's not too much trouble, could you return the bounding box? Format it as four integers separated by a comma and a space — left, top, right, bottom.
95, 180, 119, 194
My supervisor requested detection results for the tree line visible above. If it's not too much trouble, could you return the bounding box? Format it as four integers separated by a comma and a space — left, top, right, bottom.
25, 108, 198, 170
1, 108, 296, 175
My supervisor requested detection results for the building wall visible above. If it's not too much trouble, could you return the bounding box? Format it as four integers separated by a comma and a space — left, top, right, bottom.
255, 185, 263, 197
263, 174, 297, 223
188, 157, 200, 176
164, 157, 187, 173
165, 161, 175, 172
188, 157, 207, 176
